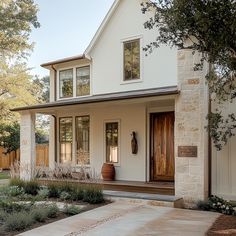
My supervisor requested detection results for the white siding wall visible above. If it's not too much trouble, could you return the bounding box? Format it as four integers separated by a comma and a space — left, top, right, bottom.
212, 101, 236, 200
90, 0, 177, 95
56, 103, 146, 181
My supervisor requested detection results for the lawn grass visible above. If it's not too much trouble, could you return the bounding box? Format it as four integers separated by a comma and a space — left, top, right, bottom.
0, 171, 10, 180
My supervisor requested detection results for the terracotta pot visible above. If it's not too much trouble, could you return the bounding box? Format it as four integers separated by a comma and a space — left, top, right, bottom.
101, 163, 115, 181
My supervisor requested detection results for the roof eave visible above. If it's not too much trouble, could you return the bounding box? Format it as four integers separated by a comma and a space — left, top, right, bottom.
11, 86, 179, 112
40, 54, 88, 68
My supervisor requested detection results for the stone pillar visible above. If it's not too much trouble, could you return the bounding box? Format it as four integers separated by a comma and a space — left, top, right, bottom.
20, 111, 36, 180
48, 116, 56, 170
175, 49, 209, 204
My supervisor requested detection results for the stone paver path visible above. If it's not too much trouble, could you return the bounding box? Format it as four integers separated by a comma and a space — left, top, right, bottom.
18, 201, 219, 236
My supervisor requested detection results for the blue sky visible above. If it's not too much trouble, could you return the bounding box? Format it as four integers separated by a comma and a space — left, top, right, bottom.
28, 0, 114, 77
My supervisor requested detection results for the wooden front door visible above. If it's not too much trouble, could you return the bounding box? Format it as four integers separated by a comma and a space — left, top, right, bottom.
150, 112, 175, 181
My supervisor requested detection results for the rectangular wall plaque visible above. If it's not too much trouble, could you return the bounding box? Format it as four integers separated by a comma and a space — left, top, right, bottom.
178, 146, 198, 158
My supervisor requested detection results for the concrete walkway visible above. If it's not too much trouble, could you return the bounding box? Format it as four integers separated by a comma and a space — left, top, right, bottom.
18, 201, 219, 236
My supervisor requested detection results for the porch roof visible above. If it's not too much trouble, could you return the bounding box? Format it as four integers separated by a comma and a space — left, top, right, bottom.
11, 86, 179, 112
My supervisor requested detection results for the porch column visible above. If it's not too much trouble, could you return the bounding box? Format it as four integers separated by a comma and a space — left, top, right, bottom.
48, 116, 56, 170
20, 111, 36, 180
175, 49, 209, 205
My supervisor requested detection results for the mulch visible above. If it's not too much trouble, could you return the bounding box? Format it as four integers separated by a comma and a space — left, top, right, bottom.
207, 215, 236, 236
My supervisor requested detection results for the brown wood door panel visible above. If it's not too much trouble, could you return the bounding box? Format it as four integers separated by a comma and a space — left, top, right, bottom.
150, 112, 175, 181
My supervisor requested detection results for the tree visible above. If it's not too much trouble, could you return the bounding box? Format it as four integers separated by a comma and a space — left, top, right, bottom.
141, 0, 236, 150
33, 76, 50, 103
0, 122, 20, 154
0, 0, 40, 58
0, 61, 41, 124
0, 0, 40, 124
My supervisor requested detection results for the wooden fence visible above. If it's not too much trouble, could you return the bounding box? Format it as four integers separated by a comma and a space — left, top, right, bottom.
0, 144, 49, 169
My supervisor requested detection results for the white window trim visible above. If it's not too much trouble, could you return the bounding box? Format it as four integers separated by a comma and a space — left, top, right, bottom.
57, 114, 91, 167
57, 64, 92, 101
120, 35, 143, 85
103, 119, 121, 167
58, 68, 74, 99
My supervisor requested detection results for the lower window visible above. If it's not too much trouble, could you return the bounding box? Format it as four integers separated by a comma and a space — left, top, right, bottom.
59, 117, 73, 163
76, 116, 90, 165
105, 122, 119, 163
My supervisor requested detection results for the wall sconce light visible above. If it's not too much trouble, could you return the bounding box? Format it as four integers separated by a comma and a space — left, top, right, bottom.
131, 131, 138, 154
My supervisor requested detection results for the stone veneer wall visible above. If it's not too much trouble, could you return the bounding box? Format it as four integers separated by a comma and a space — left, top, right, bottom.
175, 49, 209, 204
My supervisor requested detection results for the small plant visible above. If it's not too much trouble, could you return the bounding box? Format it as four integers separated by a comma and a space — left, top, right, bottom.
47, 183, 60, 198
71, 187, 84, 201
30, 207, 48, 222
5, 211, 34, 231
37, 186, 49, 199
24, 180, 40, 195
198, 195, 235, 215
83, 186, 104, 204
0, 201, 32, 213
63, 204, 81, 215
7, 186, 25, 197
60, 191, 71, 201
45, 204, 59, 218
0, 210, 6, 221
9, 178, 25, 189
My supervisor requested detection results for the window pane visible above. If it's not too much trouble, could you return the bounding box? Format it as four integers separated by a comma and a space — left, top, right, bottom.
59, 69, 73, 98
76, 66, 90, 96
124, 39, 140, 81
59, 118, 72, 163
76, 116, 90, 165
106, 122, 118, 163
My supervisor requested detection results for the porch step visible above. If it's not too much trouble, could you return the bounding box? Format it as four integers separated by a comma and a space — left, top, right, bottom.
100, 180, 175, 195
103, 190, 183, 208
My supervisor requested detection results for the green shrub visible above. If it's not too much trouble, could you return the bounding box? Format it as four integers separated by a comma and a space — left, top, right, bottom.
60, 191, 71, 201
71, 187, 84, 201
197, 200, 211, 211
0, 201, 32, 213
57, 182, 73, 193
5, 211, 34, 231
83, 186, 104, 204
63, 205, 81, 215
7, 186, 25, 197
0, 210, 6, 221
45, 204, 59, 218
30, 207, 48, 222
37, 186, 49, 199
198, 195, 235, 215
47, 183, 60, 198
9, 178, 25, 189
24, 180, 40, 196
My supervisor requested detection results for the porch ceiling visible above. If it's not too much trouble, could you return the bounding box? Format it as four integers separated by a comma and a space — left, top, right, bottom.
11, 86, 179, 114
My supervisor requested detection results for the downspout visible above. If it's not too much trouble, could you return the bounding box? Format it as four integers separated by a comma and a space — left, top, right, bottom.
51, 66, 57, 163
208, 63, 212, 197
52, 115, 57, 163
51, 65, 57, 102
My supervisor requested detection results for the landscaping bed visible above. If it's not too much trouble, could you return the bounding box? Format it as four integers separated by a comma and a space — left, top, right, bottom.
207, 215, 236, 236
0, 178, 107, 235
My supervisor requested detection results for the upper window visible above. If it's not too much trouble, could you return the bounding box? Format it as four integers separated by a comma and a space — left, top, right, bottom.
59, 69, 73, 98
76, 66, 90, 96
123, 39, 140, 81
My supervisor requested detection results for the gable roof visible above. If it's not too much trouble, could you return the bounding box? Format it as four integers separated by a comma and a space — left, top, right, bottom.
84, 0, 120, 56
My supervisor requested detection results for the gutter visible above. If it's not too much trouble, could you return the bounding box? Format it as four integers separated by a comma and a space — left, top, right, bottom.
51, 115, 57, 163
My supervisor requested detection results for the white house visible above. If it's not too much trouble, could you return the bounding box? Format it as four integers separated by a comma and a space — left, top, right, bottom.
13, 0, 236, 204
